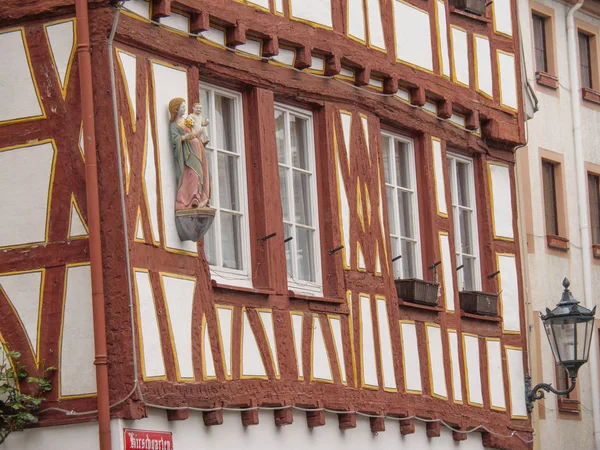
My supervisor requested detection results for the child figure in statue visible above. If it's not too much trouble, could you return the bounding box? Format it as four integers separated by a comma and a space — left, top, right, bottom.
188, 103, 210, 146
168, 98, 210, 210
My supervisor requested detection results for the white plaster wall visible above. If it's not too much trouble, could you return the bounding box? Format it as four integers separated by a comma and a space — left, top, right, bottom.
393, 1, 433, 71
359, 294, 378, 387
516, 0, 600, 447
3, 421, 99, 450
312, 315, 333, 381
329, 316, 346, 383
451, 26, 469, 86
347, 0, 366, 42
289, 0, 333, 28
400, 321, 422, 392
45, 20, 75, 94
376, 298, 396, 390
242, 310, 267, 378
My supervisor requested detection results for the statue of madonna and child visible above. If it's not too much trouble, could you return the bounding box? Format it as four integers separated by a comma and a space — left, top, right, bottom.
169, 98, 215, 242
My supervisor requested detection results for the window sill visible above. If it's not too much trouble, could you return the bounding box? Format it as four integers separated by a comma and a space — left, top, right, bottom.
460, 311, 502, 323
546, 235, 569, 251
211, 280, 275, 296
448, 6, 491, 23
557, 398, 580, 413
582, 87, 600, 105
289, 291, 349, 314
535, 71, 558, 89
593, 244, 600, 259
398, 299, 443, 313
289, 291, 344, 305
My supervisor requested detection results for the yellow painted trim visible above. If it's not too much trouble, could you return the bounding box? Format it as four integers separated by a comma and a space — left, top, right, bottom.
132, 268, 167, 381
158, 7, 191, 38
425, 323, 448, 400
68, 193, 89, 240
495, 252, 520, 335
290, 311, 305, 381
339, 110, 353, 172
287, 0, 334, 30
215, 304, 235, 380
310, 314, 335, 384
461, 332, 484, 408
134, 206, 145, 243
390, 0, 435, 74
141, 85, 160, 247
200, 314, 217, 381
449, 25, 470, 88
345, 0, 367, 45
333, 118, 351, 271
346, 291, 358, 386
334, 66, 356, 82
120, 116, 132, 195
196, 24, 227, 50
150, 60, 198, 257
364, 0, 387, 53
438, 231, 454, 313
356, 242, 367, 272
398, 319, 422, 394
374, 241, 382, 277
505, 345, 528, 419
367, 76, 384, 92
375, 296, 397, 393
492, 0, 513, 39
485, 337, 507, 411
158, 272, 196, 382
473, 34, 494, 100
240, 307, 269, 380
0, 27, 46, 125
356, 177, 365, 232
488, 162, 515, 242
358, 293, 379, 390
431, 137, 449, 219
0, 139, 57, 251
0, 268, 45, 368
433, 0, 450, 79
43, 18, 77, 101
496, 49, 519, 113
57, 262, 97, 400
256, 308, 280, 379
242, 0, 271, 13
327, 314, 347, 386
268, 43, 297, 68
115, 48, 138, 133
121, 0, 151, 22
359, 113, 371, 166
236, 37, 264, 61
364, 183, 371, 226
447, 329, 463, 404
305, 54, 327, 75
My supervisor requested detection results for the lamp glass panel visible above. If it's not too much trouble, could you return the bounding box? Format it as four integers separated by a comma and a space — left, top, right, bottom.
544, 321, 561, 364
550, 320, 577, 364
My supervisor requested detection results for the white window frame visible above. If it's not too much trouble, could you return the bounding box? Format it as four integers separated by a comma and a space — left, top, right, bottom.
274, 103, 323, 296
200, 82, 252, 287
447, 152, 481, 291
381, 131, 423, 280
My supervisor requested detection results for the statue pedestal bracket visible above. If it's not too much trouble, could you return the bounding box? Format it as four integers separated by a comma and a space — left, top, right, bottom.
175, 207, 215, 242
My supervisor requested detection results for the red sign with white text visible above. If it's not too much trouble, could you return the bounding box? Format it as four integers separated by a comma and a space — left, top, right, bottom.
124, 428, 173, 450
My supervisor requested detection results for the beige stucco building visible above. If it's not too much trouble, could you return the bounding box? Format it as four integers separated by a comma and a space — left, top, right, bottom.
517, 0, 600, 447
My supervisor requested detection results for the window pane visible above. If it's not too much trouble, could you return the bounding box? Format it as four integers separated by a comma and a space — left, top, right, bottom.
217, 153, 239, 211
296, 227, 315, 282
401, 239, 416, 278
456, 161, 470, 207
589, 174, 600, 245
200, 89, 210, 124
280, 167, 291, 222
206, 148, 215, 204
382, 136, 392, 183
214, 95, 236, 151
542, 161, 559, 235
462, 256, 476, 291
459, 209, 474, 255
386, 186, 397, 233
204, 225, 217, 266
293, 171, 312, 226
579, 33, 592, 89
395, 140, 411, 189
291, 115, 309, 170
533, 15, 547, 73
398, 190, 414, 239
220, 212, 242, 270
275, 110, 286, 164
391, 237, 401, 278
284, 223, 293, 277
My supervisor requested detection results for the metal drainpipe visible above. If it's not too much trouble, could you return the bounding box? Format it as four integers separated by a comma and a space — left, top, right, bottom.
75, 0, 112, 448
566, 1, 600, 448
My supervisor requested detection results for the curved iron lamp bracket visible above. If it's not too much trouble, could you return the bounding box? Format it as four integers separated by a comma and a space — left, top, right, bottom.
525, 373, 577, 413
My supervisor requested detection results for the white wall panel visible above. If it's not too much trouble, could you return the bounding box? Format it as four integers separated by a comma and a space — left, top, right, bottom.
497, 254, 520, 333
273, 47, 296, 66
474, 35, 493, 98
439, 233, 455, 312
133, 270, 166, 379
359, 295, 378, 388
376, 298, 396, 391
258, 310, 279, 378
462, 334, 483, 406
159, 11, 190, 33
69, 196, 88, 238
248, 0, 270, 9
202, 315, 216, 379
312, 315, 333, 382
202, 27, 226, 46
400, 321, 422, 393
493, 0, 513, 37
123, 0, 150, 19
498, 51, 518, 110
116, 50, 137, 121
237, 39, 262, 58
60, 264, 96, 397
161, 274, 195, 380
366, 0, 386, 50
290, 0, 333, 28
489, 164, 514, 239
291, 312, 304, 379
451, 26, 469, 87
217, 306, 234, 379
143, 101, 160, 244
448, 330, 463, 403
0, 29, 44, 123
151, 61, 197, 254
436, 0, 450, 78
393, 0, 433, 71
0, 141, 55, 248
241, 310, 267, 378
335, 144, 351, 269
486, 339, 506, 410
426, 324, 447, 399
347, 0, 366, 42
432, 138, 447, 217
45, 20, 75, 97
506, 347, 527, 418
328, 316, 346, 384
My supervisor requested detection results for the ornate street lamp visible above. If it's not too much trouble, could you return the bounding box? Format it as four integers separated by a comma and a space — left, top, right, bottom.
525, 278, 596, 412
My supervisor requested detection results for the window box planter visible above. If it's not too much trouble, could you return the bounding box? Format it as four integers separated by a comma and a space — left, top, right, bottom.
459, 291, 498, 316
395, 278, 439, 307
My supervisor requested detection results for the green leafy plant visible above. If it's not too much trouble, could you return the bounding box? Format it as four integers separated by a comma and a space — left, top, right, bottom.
0, 349, 55, 445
